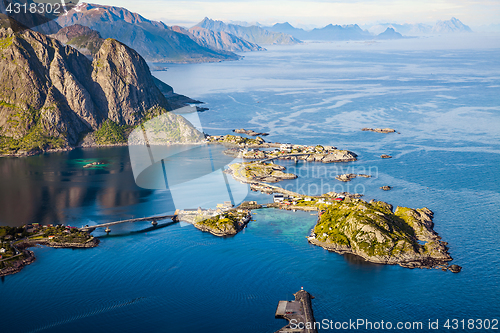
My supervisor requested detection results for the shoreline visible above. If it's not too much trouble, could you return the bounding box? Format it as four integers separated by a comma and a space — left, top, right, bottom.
0, 141, 208, 158
307, 236, 455, 271
0, 238, 99, 277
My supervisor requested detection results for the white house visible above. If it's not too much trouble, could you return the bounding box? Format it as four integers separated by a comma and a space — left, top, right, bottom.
274, 194, 285, 203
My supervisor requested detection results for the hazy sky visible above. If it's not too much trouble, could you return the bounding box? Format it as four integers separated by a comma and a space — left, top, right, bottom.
89, 0, 500, 28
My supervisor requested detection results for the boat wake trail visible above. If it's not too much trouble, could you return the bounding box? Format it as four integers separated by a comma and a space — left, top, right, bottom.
28, 297, 147, 333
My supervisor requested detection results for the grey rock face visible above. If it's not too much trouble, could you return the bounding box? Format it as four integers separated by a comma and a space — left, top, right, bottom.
0, 23, 201, 152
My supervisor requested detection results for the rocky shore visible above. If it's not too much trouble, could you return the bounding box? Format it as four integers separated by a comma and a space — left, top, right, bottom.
335, 173, 371, 182
210, 135, 358, 163
0, 250, 36, 277
0, 238, 99, 277
17, 238, 100, 250
233, 128, 269, 136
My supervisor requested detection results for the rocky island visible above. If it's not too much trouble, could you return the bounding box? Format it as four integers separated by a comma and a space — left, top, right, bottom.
233, 128, 269, 136
209, 135, 358, 163
194, 210, 251, 237
362, 128, 397, 133
83, 161, 106, 168
308, 199, 458, 271
335, 173, 371, 182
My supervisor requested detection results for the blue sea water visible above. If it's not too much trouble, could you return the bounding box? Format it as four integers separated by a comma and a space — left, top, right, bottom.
1, 37, 500, 332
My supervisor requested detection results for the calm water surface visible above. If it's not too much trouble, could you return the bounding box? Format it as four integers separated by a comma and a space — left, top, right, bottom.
1, 39, 499, 332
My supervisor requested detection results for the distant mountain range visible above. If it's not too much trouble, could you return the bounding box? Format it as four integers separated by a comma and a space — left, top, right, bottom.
366, 17, 472, 35
265, 17, 472, 40
195, 18, 301, 45
173, 25, 265, 52
56, 3, 240, 63
375, 27, 404, 40
267, 22, 372, 41
4, 1, 474, 66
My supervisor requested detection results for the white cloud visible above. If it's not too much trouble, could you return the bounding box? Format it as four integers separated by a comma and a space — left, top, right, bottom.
90, 0, 500, 27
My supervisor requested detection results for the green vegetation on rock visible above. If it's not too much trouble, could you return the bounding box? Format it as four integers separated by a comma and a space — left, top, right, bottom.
41, 226, 92, 244
197, 214, 239, 231
0, 36, 13, 49
309, 199, 453, 268
93, 119, 131, 145
231, 162, 297, 182
0, 127, 66, 154
208, 134, 265, 146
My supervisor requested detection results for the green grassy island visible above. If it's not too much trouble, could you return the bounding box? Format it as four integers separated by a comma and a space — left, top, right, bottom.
0, 225, 98, 277
308, 199, 459, 271
194, 210, 251, 237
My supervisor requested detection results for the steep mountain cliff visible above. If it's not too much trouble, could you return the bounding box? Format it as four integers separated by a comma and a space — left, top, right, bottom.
0, 21, 203, 155
196, 18, 301, 45
56, 3, 239, 63
50, 24, 104, 57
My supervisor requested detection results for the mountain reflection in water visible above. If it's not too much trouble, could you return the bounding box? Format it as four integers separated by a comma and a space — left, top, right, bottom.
0, 147, 155, 227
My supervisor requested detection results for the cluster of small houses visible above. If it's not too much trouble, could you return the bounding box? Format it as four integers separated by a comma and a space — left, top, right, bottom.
1, 223, 82, 260
177, 201, 251, 222
242, 143, 337, 155
276, 143, 337, 153
2, 223, 77, 241
177, 201, 235, 216
273, 193, 345, 205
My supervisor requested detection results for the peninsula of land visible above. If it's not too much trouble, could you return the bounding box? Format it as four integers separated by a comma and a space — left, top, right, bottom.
0, 225, 98, 277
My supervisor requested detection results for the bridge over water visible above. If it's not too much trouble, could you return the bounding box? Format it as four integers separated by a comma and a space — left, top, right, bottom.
80, 215, 178, 233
